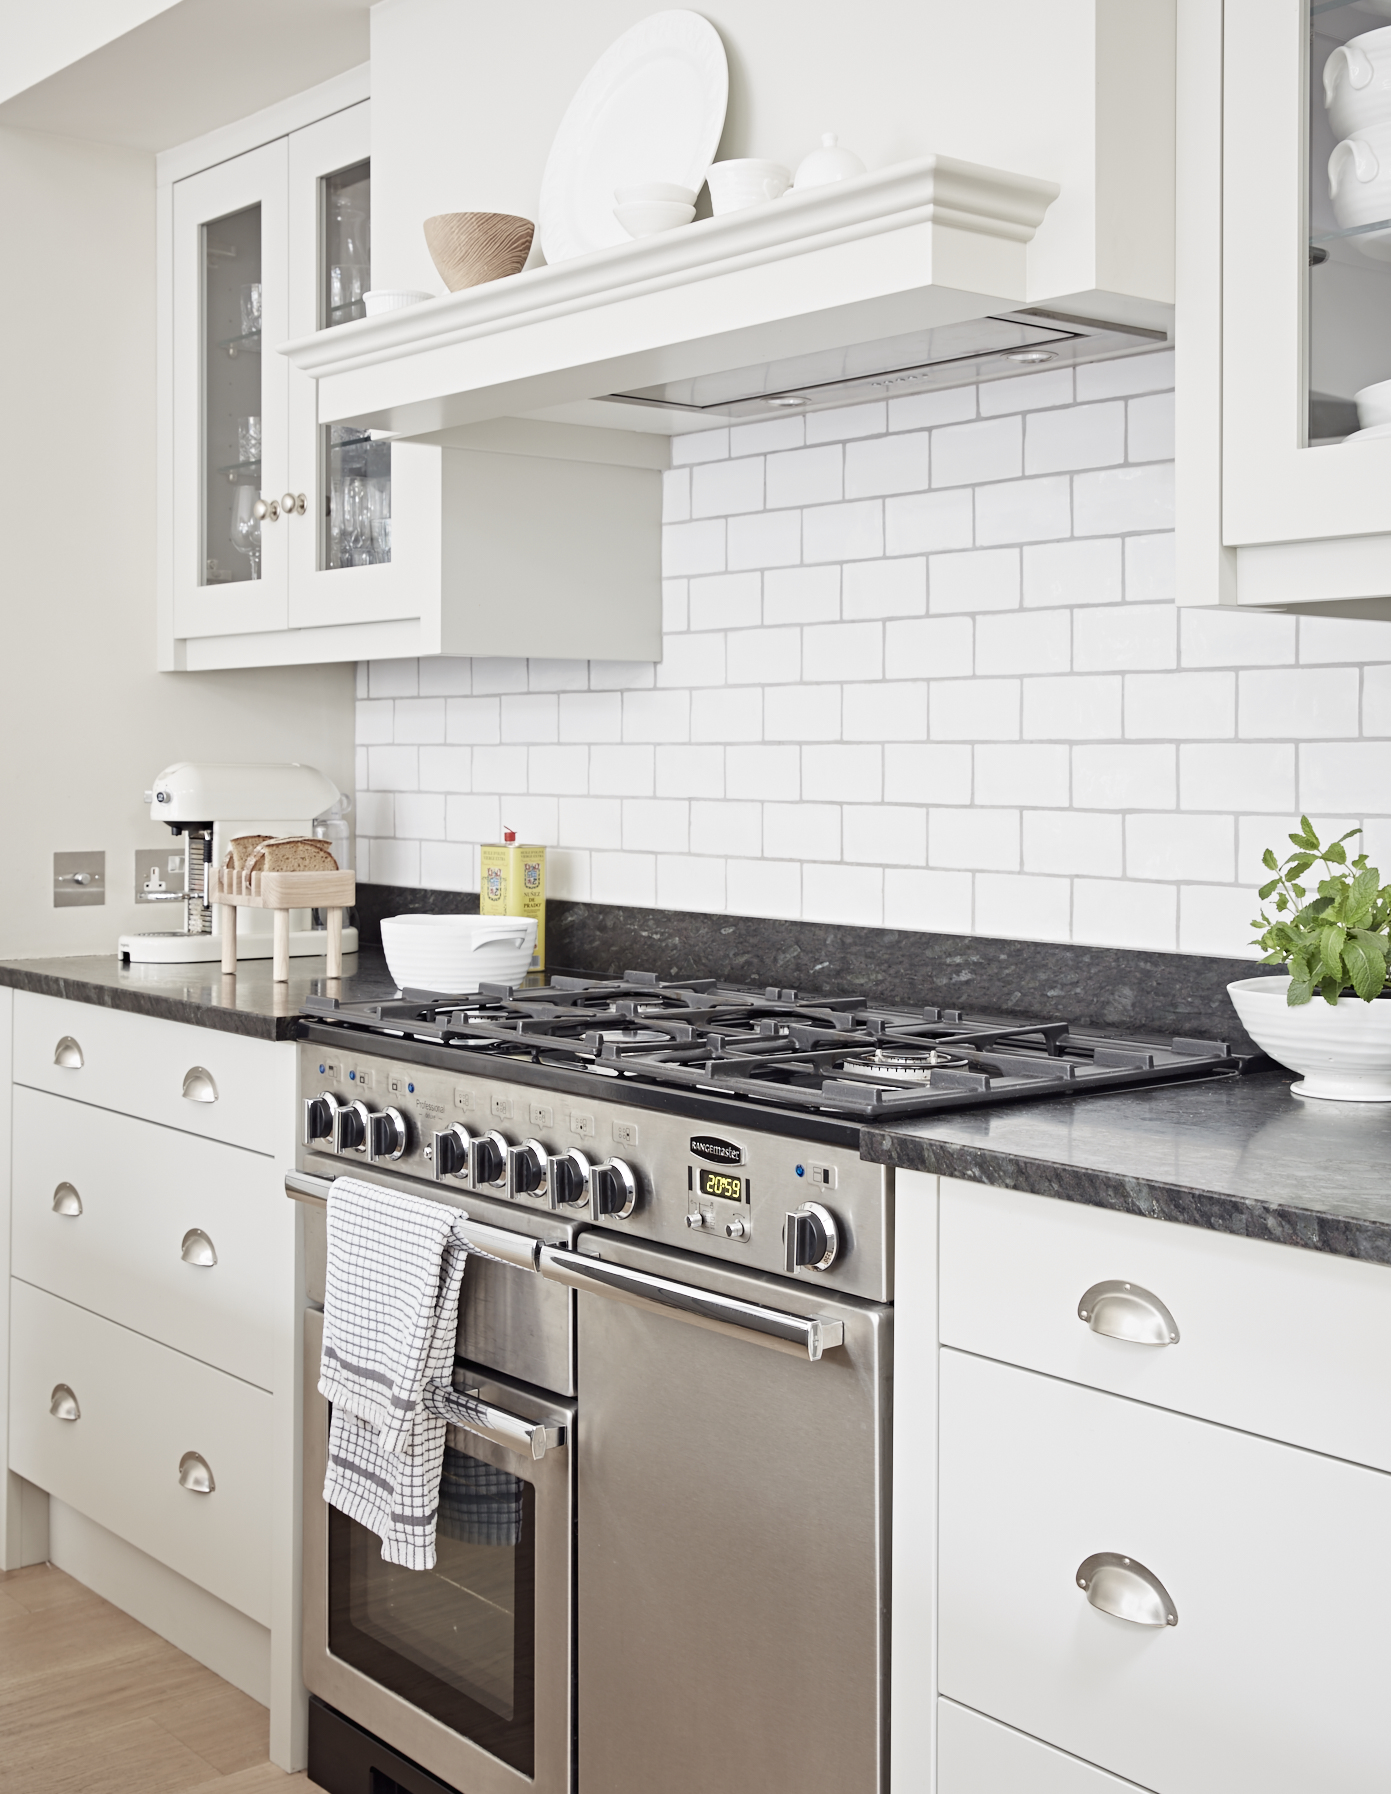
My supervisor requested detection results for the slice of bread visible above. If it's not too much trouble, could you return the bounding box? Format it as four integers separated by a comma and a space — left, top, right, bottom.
243, 836, 339, 875
225, 833, 273, 871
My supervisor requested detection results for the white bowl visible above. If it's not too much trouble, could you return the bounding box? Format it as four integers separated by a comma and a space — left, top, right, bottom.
1355, 375, 1391, 428
614, 199, 696, 237
380, 913, 537, 993
1325, 26, 1391, 141
1344, 419, 1391, 442
705, 159, 791, 215
1228, 975, 1391, 1101
1328, 126, 1391, 258
362, 289, 434, 316
615, 182, 698, 206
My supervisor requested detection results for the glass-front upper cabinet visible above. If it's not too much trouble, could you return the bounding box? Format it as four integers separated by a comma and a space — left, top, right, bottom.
1223, 0, 1391, 559
168, 100, 431, 663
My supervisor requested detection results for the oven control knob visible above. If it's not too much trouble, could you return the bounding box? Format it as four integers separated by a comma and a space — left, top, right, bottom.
507, 1139, 548, 1199
685, 1211, 706, 1230
592, 1158, 638, 1219
470, 1130, 508, 1189
547, 1150, 591, 1209
368, 1107, 408, 1162
725, 1219, 748, 1240
334, 1100, 371, 1154
303, 1091, 339, 1146
433, 1125, 472, 1182
785, 1202, 840, 1273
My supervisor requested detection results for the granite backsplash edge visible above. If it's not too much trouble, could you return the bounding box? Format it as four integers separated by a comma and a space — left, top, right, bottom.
353, 884, 1278, 1051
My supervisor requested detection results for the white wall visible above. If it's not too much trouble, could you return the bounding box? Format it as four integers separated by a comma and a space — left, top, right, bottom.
355, 348, 1391, 960
0, 124, 354, 960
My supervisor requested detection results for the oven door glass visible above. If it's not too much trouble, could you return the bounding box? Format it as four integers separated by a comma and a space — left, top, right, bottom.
327, 1435, 537, 1777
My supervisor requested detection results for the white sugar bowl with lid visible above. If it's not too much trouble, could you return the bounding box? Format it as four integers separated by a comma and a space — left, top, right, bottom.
793, 131, 867, 190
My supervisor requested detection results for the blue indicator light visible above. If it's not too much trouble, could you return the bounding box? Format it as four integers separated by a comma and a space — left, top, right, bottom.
407, 1082, 415, 1093
349, 1070, 356, 1080
318, 1064, 325, 1074
795, 1164, 805, 1177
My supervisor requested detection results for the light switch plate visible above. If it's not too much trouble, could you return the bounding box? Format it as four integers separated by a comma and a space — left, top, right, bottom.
135, 845, 186, 902
53, 850, 105, 907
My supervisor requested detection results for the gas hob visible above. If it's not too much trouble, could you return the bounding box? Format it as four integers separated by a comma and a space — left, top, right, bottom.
302, 970, 1252, 1123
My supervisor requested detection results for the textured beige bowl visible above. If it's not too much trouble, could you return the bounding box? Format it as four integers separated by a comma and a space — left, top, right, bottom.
422, 212, 534, 291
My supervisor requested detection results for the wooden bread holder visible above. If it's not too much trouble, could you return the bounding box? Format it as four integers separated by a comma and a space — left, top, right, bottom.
211, 866, 356, 982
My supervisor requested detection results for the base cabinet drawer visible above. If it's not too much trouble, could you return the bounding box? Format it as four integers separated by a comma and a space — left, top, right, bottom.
939, 1178, 1391, 1469
12, 1086, 279, 1388
939, 1700, 1150, 1792
13, 990, 286, 1153
8, 1280, 272, 1626
939, 1349, 1391, 1794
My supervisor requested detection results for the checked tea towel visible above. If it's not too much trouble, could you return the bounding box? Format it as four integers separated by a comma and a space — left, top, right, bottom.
319, 1177, 470, 1570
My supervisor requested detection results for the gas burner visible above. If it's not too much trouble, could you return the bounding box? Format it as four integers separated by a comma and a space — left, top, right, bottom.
302, 971, 1251, 1120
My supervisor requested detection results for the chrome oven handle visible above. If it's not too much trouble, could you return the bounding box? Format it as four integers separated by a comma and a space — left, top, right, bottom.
536, 1244, 845, 1362
282, 1172, 540, 1271
429, 1386, 564, 1461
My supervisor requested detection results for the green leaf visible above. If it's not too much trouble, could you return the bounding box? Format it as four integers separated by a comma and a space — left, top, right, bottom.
1262, 847, 1278, 872
1325, 841, 1347, 866
1258, 878, 1280, 901
1286, 976, 1314, 1006
1320, 974, 1344, 1006
1344, 938, 1387, 1002
1286, 855, 1316, 880
1336, 827, 1363, 845
1320, 925, 1348, 978
1301, 815, 1319, 846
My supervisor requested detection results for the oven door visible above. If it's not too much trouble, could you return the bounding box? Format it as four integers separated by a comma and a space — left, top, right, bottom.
304, 1306, 575, 1794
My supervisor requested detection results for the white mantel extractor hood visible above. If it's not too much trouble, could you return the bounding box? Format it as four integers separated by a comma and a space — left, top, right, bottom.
281, 154, 1165, 446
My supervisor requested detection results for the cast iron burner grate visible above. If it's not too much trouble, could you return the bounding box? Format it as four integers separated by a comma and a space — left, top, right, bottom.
301, 972, 1250, 1120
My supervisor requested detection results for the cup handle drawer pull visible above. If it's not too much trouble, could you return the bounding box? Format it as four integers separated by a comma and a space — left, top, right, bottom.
182, 1066, 218, 1104
49, 1384, 80, 1421
54, 1037, 83, 1068
178, 1452, 215, 1494
52, 1182, 83, 1217
181, 1228, 218, 1267
1078, 1280, 1179, 1346
1077, 1552, 1177, 1628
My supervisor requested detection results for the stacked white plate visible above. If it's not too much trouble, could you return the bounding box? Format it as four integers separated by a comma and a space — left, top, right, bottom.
380, 914, 538, 993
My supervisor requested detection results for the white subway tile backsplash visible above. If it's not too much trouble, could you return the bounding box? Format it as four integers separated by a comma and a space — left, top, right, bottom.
1025, 401, 1125, 474
843, 557, 927, 618
765, 444, 843, 509
358, 361, 1390, 964
932, 414, 1022, 487
975, 609, 1071, 676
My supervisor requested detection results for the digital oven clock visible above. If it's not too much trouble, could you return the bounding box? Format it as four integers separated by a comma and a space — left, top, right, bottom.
697, 1167, 744, 1203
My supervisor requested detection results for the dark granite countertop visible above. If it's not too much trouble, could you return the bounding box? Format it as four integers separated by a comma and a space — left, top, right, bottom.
5, 951, 1389, 1269
863, 1070, 1391, 1267
0, 950, 399, 1040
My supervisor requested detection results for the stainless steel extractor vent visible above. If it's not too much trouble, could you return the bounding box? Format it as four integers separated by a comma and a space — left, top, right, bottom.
608, 308, 1167, 419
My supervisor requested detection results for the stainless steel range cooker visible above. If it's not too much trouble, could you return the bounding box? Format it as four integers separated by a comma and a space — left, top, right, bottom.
290, 973, 1249, 1794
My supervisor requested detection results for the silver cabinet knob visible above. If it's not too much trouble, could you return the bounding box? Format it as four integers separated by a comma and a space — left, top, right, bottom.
182, 1066, 218, 1104
178, 1451, 215, 1494
281, 491, 306, 516
53, 1036, 83, 1068
251, 496, 279, 522
52, 1182, 83, 1217
181, 1227, 218, 1267
1076, 1553, 1177, 1627
1078, 1281, 1179, 1346
50, 1384, 80, 1421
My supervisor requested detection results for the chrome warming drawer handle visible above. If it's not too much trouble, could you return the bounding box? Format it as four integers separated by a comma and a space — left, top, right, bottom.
282, 1173, 541, 1272
1076, 1553, 1177, 1628
1078, 1280, 1179, 1346
430, 1386, 565, 1461
178, 1451, 216, 1494
536, 1245, 845, 1362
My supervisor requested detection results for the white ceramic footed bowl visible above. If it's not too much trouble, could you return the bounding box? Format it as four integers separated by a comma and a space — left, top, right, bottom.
362, 289, 433, 316
381, 913, 537, 993
1325, 26, 1391, 141
614, 199, 696, 238
1356, 375, 1391, 427
615, 182, 698, 206
1228, 975, 1391, 1101
705, 158, 791, 214
1329, 125, 1391, 231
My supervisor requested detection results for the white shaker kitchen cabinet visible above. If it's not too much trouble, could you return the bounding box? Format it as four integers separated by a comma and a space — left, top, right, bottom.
1178, 0, 1391, 612
938, 1700, 1150, 1793
160, 88, 663, 670
938, 1349, 1391, 1793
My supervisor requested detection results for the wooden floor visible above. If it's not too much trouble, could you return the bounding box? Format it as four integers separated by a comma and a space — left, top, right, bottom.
0, 1563, 311, 1793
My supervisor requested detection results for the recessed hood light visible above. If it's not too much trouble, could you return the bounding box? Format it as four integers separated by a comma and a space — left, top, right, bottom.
1005, 350, 1057, 364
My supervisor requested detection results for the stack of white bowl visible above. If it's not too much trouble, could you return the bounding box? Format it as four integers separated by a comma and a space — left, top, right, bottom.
380, 913, 538, 993
1325, 21, 1391, 260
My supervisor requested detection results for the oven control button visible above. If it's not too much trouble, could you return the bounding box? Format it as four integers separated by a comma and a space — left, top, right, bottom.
368, 1107, 408, 1163
785, 1202, 840, 1273
725, 1218, 748, 1240
547, 1150, 591, 1209
592, 1157, 638, 1219
470, 1130, 509, 1189
433, 1125, 472, 1182
685, 1211, 706, 1230
334, 1100, 371, 1155
303, 1091, 340, 1146
507, 1139, 548, 1199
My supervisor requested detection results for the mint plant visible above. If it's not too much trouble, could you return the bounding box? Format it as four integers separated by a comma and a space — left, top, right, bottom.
1252, 818, 1391, 1006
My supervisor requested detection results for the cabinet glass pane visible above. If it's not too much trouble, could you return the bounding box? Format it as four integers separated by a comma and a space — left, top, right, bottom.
322, 158, 391, 568
202, 204, 262, 585
1307, 2, 1391, 446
